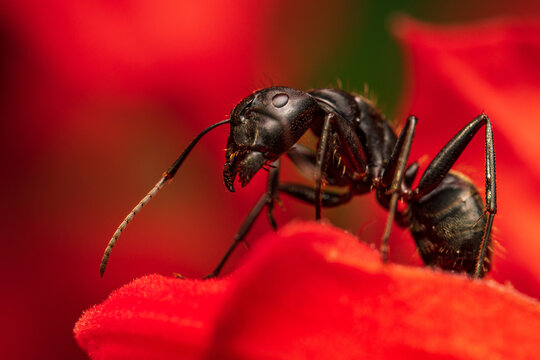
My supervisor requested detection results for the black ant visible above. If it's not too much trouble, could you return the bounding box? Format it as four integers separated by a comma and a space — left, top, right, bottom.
100, 87, 496, 279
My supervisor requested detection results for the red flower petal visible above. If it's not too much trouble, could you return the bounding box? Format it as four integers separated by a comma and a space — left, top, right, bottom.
75, 275, 230, 359
75, 222, 540, 359
393, 17, 540, 299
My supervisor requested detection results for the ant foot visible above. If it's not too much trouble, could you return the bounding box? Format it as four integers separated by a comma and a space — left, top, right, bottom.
202, 273, 217, 280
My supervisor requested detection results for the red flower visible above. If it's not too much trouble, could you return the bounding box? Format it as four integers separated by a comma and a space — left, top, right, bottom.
75, 222, 540, 359
75, 17, 540, 359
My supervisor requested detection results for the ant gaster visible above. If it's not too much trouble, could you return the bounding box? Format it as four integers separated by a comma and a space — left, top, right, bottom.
100, 86, 496, 279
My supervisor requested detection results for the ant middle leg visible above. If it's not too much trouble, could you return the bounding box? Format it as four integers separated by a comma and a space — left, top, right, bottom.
279, 183, 352, 207
377, 115, 418, 262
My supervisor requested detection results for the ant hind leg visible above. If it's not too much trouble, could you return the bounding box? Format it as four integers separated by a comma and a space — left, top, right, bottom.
409, 114, 496, 278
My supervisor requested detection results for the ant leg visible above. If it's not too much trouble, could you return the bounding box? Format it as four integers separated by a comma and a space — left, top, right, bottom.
379, 161, 419, 209
403, 162, 419, 190
312, 111, 367, 219
287, 144, 363, 188
378, 116, 418, 262
266, 159, 281, 230
290, 110, 369, 221
410, 114, 496, 278
477, 119, 496, 278
286, 144, 317, 180
204, 161, 281, 279
377, 156, 420, 229
330, 113, 368, 175
279, 183, 352, 207
314, 113, 334, 220
203, 193, 267, 279
393, 162, 419, 228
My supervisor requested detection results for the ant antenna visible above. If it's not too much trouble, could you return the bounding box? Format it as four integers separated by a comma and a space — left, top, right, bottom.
100, 119, 230, 277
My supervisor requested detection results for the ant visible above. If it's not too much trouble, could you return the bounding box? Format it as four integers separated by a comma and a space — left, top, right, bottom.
100, 86, 496, 279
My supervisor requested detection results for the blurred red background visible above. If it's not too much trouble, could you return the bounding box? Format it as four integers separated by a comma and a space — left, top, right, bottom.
1, 1, 540, 358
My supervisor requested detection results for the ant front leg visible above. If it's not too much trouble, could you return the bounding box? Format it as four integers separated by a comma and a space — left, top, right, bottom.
314, 113, 333, 220
203, 159, 281, 279
312, 111, 369, 220
410, 114, 496, 278
284, 144, 354, 207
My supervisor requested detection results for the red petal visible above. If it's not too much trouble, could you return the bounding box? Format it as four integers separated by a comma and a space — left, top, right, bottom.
74, 275, 230, 360
393, 17, 540, 299
209, 222, 540, 359
76, 223, 540, 359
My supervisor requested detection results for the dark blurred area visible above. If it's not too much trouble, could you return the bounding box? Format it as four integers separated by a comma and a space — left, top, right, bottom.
1, 1, 539, 358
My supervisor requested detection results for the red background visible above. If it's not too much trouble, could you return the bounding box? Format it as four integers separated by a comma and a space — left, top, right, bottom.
1, 1, 540, 358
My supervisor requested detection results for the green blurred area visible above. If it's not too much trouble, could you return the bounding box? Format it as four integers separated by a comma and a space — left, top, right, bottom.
297, 0, 528, 119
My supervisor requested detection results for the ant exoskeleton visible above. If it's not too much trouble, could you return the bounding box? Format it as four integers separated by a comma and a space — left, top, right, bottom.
100, 86, 496, 279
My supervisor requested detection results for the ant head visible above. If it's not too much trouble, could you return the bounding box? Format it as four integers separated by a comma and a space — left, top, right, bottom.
223, 86, 322, 191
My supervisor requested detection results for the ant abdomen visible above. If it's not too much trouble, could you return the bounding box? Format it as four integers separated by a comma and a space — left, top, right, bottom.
408, 171, 492, 276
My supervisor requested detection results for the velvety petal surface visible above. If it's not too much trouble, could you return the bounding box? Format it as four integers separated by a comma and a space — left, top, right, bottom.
76, 222, 540, 359
75, 275, 230, 359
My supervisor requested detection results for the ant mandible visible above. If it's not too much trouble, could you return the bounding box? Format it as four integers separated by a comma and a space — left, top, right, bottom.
100, 86, 496, 279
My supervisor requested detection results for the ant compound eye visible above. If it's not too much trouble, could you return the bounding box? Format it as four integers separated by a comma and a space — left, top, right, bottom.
272, 93, 289, 108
